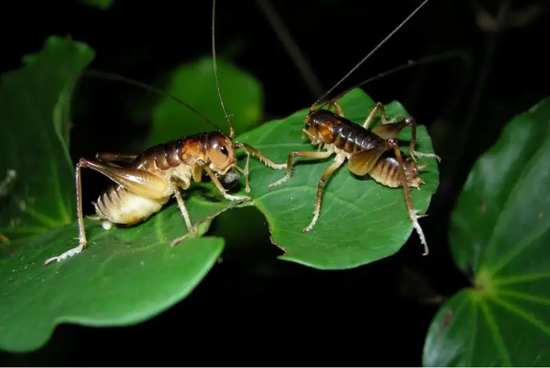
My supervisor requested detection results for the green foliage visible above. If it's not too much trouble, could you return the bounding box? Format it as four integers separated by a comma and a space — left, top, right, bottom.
0, 36, 94, 241
150, 56, 263, 145
0, 36, 230, 353
0, 34, 440, 354
423, 97, 550, 366
234, 89, 440, 269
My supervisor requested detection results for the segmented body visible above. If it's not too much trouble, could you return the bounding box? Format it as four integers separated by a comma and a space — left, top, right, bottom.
304, 109, 423, 188
94, 132, 228, 226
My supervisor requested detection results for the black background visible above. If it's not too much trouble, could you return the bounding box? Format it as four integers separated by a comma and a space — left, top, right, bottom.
1, 0, 549, 365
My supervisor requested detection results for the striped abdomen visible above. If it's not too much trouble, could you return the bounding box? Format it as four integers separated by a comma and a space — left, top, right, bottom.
369, 153, 424, 188
94, 184, 169, 225
306, 109, 384, 154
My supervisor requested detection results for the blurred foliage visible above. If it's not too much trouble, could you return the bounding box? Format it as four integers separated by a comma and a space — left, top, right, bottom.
149, 56, 263, 146
80, 0, 113, 10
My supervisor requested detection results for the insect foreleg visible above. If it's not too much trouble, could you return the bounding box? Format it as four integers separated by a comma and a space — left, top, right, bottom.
233, 149, 251, 193
303, 153, 346, 233
200, 162, 251, 202
387, 138, 429, 256
235, 142, 287, 170
267, 150, 332, 190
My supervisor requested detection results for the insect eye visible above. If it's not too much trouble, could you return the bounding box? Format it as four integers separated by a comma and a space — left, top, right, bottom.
220, 146, 228, 155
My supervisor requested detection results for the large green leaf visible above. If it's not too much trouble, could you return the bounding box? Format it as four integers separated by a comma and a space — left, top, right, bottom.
0, 36, 234, 353
150, 56, 263, 145
234, 89, 440, 269
0, 202, 224, 353
423, 97, 550, 366
0, 36, 94, 241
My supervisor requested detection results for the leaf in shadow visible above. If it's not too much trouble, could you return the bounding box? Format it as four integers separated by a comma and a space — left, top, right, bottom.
0, 36, 94, 241
150, 56, 263, 146
423, 96, 550, 367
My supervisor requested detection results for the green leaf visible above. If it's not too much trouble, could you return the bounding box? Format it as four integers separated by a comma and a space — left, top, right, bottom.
0, 37, 234, 354
0, 199, 224, 353
423, 97, 550, 366
0, 36, 94, 241
150, 56, 263, 145
80, 0, 113, 10
235, 89, 440, 269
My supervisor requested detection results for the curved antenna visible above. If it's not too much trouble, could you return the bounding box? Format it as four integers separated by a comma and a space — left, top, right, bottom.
311, 0, 430, 111
323, 50, 469, 108
82, 69, 223, 133
212, 0, 235, 140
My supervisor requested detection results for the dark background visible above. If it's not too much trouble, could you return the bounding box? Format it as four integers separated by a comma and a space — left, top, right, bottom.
1, 0, 549, 365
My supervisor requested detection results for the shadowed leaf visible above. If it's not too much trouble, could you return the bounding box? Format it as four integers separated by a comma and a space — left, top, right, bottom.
423, 96, 550, 367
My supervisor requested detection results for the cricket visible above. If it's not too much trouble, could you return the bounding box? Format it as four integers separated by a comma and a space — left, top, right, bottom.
266, 0, 441, 256
44, 0, 287, 265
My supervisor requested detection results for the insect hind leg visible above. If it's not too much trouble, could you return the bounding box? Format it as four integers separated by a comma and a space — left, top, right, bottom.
386, 138, 429, 256
44, 158, 89, 265
44, 158, 169, 265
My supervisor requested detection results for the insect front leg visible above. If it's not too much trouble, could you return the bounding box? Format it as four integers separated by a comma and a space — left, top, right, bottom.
267, 150, 332, 190
234, 148, 251, 193
303, 153, 346, 233
200, 162, 252, 202
387, 138, 430, 256
44, 158, 169, 265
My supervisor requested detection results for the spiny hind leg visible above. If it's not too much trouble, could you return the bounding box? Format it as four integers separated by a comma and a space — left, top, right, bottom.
44, 158, 169, 265
387, 138, 429, 256
268, 150, 332, 190
303, 153, 346, 233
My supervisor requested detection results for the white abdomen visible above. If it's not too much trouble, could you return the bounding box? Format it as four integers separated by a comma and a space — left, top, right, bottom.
94, 185, 170, 225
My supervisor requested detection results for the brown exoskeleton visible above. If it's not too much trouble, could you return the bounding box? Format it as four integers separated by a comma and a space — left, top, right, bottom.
267, 0, 440, 255
44, 4, 286, 265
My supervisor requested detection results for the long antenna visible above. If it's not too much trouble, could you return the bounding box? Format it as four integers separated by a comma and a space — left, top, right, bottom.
311, 0, 430, 110
325, 50, 468, 106
212, 0, 235, 140
82, 69, 223, 133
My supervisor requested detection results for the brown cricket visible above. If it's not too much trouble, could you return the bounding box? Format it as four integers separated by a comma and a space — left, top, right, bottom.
44, 1, 286, 265
266, 0, 440, 255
